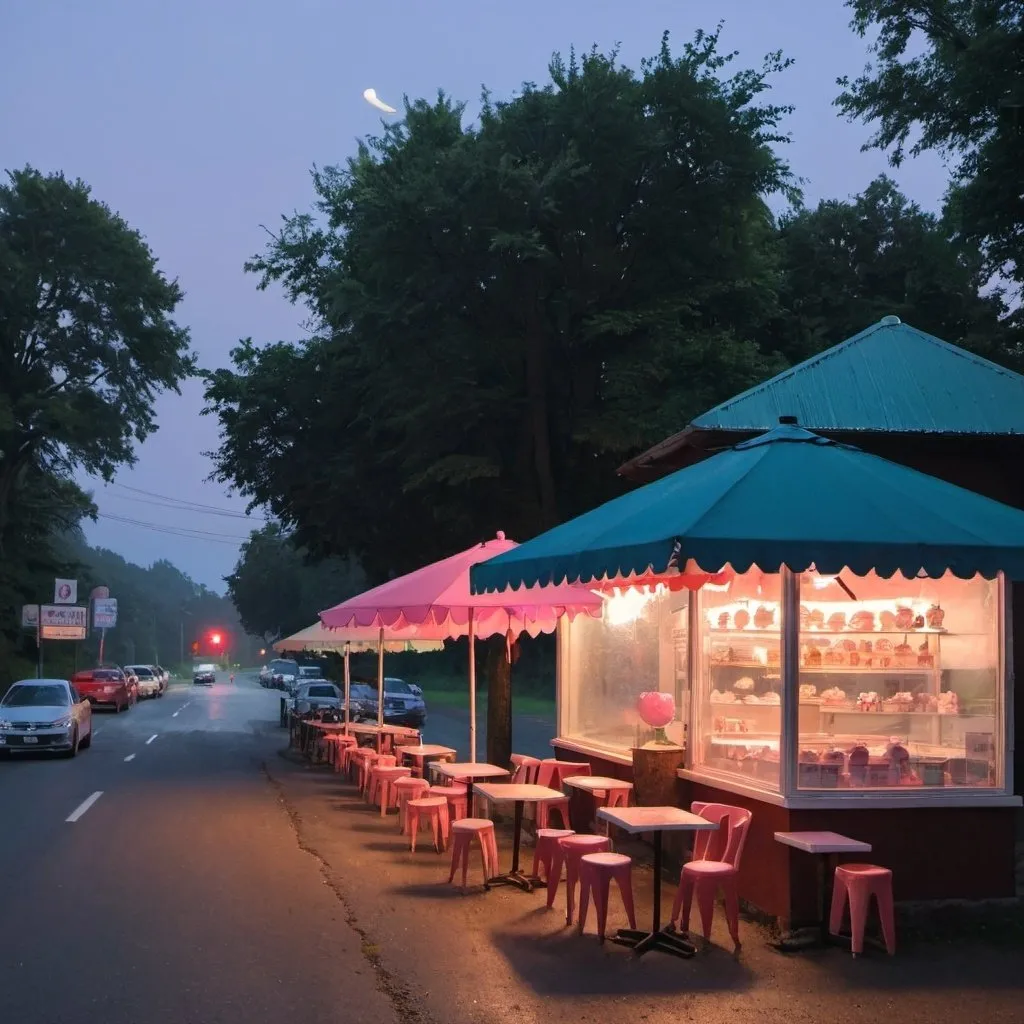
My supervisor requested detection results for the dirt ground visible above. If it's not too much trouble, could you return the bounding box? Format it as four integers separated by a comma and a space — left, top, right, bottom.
265, 752, 1024, 1024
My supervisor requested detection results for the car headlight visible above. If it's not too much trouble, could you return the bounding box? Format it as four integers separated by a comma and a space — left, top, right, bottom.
52, 716, 73, 729
0, 719, 13, 730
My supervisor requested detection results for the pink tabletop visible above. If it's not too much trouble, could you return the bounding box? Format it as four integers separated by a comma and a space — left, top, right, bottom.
563, 775, 633, 792
774, 831, 872, 855
432, 762, 509, 781
399, 744, 456, 757
597, 806, 718, 834
473, 783, 564, 804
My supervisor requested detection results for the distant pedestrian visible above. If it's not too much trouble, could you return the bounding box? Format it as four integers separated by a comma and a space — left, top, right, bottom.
229, 672, 235, 684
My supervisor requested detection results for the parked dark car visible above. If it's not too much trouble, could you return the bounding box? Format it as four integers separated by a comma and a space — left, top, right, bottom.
356, 677, 426, 727
192, 663, 217, 685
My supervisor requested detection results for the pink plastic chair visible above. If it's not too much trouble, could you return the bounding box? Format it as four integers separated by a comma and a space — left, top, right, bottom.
429, 784, 468, 822
334, 734, 358, 773
535, 760, 590, 829
447, 818, 499, 889
532, 827, 574, 881
669, 801, 752, 949
548, 834, 610, 923
394, 777, 430, 833
511, 755, 541, 784
578, 852, 637, 941
830, 863, 896, 957
407, 795, 450, 853
350, 747, 379, 789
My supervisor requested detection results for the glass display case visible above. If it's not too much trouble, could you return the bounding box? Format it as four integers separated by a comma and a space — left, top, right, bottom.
693, 569, 784, 789
793, 570, 1001, 791
559, 584, 690, 754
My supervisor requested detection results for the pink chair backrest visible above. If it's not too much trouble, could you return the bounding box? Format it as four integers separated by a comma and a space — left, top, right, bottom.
691, 801, 752, 868
511, 755, 541, 784
537, 759, 591, 788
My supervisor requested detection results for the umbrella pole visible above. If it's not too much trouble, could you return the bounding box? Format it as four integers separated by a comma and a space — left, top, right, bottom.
344, 642, 351, 733
376, 626, 385, 752
468, 607, 477, 763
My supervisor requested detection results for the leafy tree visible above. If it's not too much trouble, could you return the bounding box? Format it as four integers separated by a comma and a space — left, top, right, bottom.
226, 523, 366, 641
836, 0, 1024, 304
0, 167, 194, 555
207, 29, 797, 580
762, 175, 1019, 363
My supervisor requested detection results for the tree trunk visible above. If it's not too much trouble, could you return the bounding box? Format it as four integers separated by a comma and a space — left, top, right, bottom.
485, 637, 512, 769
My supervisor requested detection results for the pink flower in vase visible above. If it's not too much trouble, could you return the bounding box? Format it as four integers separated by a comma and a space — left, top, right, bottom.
637, 691, 675, 744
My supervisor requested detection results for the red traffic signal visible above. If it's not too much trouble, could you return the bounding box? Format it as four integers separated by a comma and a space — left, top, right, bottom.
210, 632, 222, 646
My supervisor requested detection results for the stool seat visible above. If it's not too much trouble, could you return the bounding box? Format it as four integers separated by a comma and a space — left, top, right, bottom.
448, 819, 499, 889
532, 828, 575, 884
830, 863, 896, 957
406, 796, 450, 853
394, 777, 431, 833
578, 851, 637, 941
549, 834, 611, 923
683, 860, 735, 878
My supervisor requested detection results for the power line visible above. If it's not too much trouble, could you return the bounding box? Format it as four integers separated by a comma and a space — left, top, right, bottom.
96, 511, 253, 544
107, 481, 270, 520
104, 491, 271, 521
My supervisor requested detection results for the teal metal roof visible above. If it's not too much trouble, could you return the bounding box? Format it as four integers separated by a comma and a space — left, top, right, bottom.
692, 316, 1024, 436
471, 421, 1024, 591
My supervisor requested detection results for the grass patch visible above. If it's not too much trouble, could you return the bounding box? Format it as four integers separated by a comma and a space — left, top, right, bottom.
422, 686, 554, 718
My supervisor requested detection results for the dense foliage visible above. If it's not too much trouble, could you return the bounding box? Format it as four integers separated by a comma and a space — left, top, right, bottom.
226, 523, 366, 641
206, 31, 1020, 589
836, 0, 1024, 308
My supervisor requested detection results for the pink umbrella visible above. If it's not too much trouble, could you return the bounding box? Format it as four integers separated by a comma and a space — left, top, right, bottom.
319, 532, 602, 759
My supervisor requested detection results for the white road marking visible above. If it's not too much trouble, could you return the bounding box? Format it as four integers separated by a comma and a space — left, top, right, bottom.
66, 791, 103, 822
146, 734, 158, 745
123, 754, 136, 762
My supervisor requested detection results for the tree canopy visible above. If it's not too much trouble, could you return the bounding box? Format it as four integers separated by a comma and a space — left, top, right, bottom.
836, 0, 1024, 306
225, 523, 366, 641
206, 30, 798, 579
0, 166, 195, 682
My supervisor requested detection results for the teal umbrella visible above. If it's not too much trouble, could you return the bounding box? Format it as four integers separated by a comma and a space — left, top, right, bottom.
471, 419, 1024, 591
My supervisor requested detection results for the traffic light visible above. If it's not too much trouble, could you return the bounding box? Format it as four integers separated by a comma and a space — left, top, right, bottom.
191, 640, 199, 655
210, 632, 222, 647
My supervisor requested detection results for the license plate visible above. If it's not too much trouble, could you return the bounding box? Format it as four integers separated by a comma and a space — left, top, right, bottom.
22, 736, 38, 744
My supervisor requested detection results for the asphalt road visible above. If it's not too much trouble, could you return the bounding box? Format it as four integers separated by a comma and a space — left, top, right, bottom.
0, 673, 400, 1024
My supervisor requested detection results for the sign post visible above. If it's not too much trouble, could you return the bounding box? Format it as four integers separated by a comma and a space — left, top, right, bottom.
92, 597, 118, 664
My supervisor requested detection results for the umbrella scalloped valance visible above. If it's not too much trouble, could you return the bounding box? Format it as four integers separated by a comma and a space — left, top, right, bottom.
470, 422, 1024, 594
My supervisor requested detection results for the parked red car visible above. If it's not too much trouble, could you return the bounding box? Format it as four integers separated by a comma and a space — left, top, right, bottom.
71, 668, 132, 712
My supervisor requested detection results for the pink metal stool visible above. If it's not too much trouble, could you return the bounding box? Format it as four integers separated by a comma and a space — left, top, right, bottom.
394, 777, 430, 832
578, 852, 637, 941
429, 783, 468, 822
535, 760, 588, 829
548, 834, 610, 923
350, 747, 378, 788
531, 827, 574, 882
364, 754, 397, 800
447, 818, 499, 889
830, 863, 896, 957
374, 766, 412, 815
406, 795, 450, 853
334, 734, 358, 772
670, 802, 752, 949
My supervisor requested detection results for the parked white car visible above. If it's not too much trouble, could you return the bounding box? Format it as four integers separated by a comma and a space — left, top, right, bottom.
125, 665, 162, 698
0, 679, 93, 757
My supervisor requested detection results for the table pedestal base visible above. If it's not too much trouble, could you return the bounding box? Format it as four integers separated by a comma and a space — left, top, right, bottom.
485, 870, 542, 892
611, 927, 695, 958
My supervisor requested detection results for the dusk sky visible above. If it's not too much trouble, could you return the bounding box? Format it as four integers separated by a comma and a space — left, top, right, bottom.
1, 0, 945, 593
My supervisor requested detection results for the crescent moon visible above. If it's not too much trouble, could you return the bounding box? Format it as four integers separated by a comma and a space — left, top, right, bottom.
363, 88, 397, 114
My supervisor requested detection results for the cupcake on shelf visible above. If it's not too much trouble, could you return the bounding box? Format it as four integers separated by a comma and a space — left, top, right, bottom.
858, 690, 881, 711
883, 690, 915, 712
894, 642, 915, 668
894, 606, 915, 630
821, 686, 847, 706
926, 604, 946, 630
849, 610, 875, 632
937, 690, 960, 715
799, 683, 818, 699
733, 676, 756, 693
